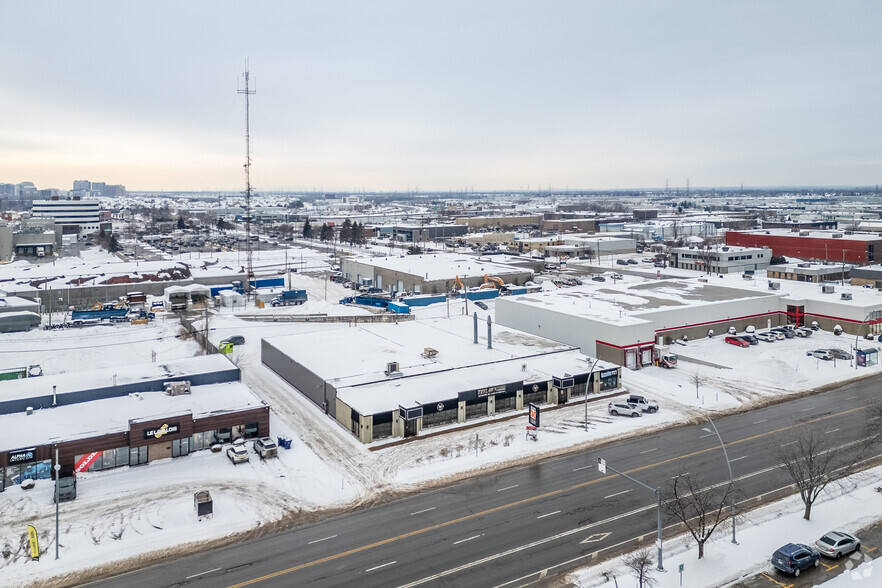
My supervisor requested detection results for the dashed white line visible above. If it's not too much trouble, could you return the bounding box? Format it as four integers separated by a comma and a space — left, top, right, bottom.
604, 489, 631, 499
699, 433, 715, 438
410, 507, 436, 516
639, 448, 657, 454
826, 428, 840, 434
307, 534, 337, 545
453, 534, 483, 545
673, 472, 689, 478
572, 465, 591, 472
753, 419, 767, 424
498, 484, 519, 492
782, 441, 798, 447
537, 510, 561, 519
801, 407, 815, 412
730, 456, 748, 462
846, 396, 858, 400
365, 561, 397, 573
185, 568, 220, 580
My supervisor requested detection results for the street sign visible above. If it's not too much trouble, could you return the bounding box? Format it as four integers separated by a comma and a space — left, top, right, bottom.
656, 538, 663, 551
679, 564, 684, 573
597, 458, 606, 474
528, 403, 540, 427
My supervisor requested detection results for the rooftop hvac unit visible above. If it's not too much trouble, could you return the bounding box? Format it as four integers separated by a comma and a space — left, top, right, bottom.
822, 284, 835, 294
422, 347, 438, 359
768, 281, 781, 290
832, 233, 844, 239
841, 293, 853, 300
385, 361, 401, 376
800, 231, 809, 236
165, 381, 191, 396
721, 246, 729, 251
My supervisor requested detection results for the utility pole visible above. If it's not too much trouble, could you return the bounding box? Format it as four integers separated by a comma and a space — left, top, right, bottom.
597, 458, 664, 571
54, 447, 60, 560
238, 64, 256, 298
703, 415, 737, 544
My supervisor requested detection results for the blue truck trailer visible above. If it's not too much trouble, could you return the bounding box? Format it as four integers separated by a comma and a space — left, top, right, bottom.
271, 290, 308, 306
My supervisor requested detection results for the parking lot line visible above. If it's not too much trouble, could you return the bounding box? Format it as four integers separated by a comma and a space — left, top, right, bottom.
760, 572, 793, 588
820, 562, 838, 571
864, 546, 877, 552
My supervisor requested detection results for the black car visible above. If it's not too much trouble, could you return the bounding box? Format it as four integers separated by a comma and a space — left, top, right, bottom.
221, 335, 245, 346
627, 259, 639, 264
473, 301, 489, 310
591, 276, 606, 282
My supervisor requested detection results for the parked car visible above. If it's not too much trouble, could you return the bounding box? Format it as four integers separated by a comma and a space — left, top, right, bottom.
796, 327, 813, 337
226, 445, 250, 465
616, 259, 629, 266
221, 335, 245, 346
627, 259, 639, 265
755, 332, 776, 342
253, 437, 278, 459
765, 330, 786, 341
771, 543, 820, 576
806, 349, 833, 360
625, 395, 659, 413
740, 334, 759, 345
55, 475, 76, 502
815, 531, 860, 559
473, 301, 489, 310
608, 401, 641, 418
591, 276, 606, 282
610, 273, 624, 280
827, 348, 853, 360
771, 328, 796, 339
725, 336, 750, 348
642, 258, 654, 263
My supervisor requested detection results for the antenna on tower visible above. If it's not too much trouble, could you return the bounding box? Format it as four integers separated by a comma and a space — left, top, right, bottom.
238, 62, 256, 297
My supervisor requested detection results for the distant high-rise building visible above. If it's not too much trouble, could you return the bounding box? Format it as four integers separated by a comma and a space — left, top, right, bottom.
90, 181, 106, 195
73, 180, 91, 191
0, 184, 14, 196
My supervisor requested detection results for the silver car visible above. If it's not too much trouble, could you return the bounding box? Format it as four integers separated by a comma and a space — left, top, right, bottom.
815, 531, 860, 559
608, 401, 641, 418
828, 348, 853, 360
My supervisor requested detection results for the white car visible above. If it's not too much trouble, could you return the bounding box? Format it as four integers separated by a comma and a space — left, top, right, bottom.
253, 437, 278, 459
608, 401, 642, 418
754, 332, 775, 342
226, 445, 250, 465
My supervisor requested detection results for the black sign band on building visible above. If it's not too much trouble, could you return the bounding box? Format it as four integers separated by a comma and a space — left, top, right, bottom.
399, 406, 423, 421
8, 448, 37, 465
144, 422, 181, 440
477, 385, 506, 397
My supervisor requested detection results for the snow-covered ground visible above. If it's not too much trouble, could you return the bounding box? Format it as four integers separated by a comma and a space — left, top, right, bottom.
4, 267, 882, 587
568, 465, 882, 588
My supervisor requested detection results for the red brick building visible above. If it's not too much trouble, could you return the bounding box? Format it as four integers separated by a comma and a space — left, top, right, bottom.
725, 229, 882, 265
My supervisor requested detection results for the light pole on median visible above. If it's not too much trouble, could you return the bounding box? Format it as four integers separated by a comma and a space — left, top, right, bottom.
584, 357, 601, 432
702, 415, 737, 544
597, 457, 664, 571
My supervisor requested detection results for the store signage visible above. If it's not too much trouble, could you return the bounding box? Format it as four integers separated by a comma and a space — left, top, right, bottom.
75, 451, 103, 473
528, 403, 541, 428
144, 422, 180, 440
553, 377, 574, 389
399, 405, 423, 421
477, 385, 506, 397
600, 370, 617, 379
8, 448, 37, 465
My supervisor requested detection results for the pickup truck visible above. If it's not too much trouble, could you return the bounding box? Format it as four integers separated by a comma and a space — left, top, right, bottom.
625, 395, 659, 413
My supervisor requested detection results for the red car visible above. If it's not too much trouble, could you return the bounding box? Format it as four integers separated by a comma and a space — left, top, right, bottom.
725, 336, 750, 348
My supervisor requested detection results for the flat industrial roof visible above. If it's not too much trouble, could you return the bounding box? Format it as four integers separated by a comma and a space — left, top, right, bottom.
0, 381, 265, 451
729, 229, 882, 242
348, 253, 531, 281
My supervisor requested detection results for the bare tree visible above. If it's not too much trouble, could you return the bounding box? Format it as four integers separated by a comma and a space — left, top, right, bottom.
664, 470, 733, 559
772, 422, 865, 520
622, 547, 657, 588
690, 370, 708, 399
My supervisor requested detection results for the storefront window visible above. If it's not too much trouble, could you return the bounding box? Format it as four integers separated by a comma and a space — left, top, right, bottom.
130, 445, 148, 466
2, 460, 53, 487
74, 447, 130, 473
599, 369, 619, 391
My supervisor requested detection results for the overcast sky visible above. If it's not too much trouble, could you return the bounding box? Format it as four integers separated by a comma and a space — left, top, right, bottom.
1, 1, 880, 193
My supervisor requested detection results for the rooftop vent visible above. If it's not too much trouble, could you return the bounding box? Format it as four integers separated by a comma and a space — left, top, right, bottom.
422, 347, 438, 359
832, 233, 844, 239
768, 281, 781, 290
721, 246, 730, 251
165, 381, 191, 396
822, 284, 835, 294
385, 361, 402, 377
800, 231, 809, 236
841, 293, 853, 301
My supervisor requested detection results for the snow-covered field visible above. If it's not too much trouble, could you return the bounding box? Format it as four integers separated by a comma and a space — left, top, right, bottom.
3, 265, 882, 587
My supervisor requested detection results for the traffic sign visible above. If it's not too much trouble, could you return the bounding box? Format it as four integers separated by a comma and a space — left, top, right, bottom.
597, 458, 606, 474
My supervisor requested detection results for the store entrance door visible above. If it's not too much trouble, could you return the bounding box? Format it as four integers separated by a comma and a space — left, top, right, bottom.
148, 442, 172, 462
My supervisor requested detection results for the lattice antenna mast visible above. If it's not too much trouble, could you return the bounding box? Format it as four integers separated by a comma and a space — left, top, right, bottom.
238, 65, 256, 295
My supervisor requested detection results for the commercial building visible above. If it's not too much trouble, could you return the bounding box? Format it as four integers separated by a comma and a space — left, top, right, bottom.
768, 262, 852, 284
262, 317, 620, 443
725, 229, 882, 264
31, 196, 104, 237
0, 355, 269, 490
340, 252, 533, 294
392, 224, 468, 243
669, 245, 771, 274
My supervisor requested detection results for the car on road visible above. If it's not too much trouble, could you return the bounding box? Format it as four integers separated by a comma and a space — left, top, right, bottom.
608, 401, 641, 418
226, 445, 250, 465
827, 348, 853, 360
815, 531, 860, 559
806, 349, 833, 360
253, 437, 279, 459
221, 335, 245, 346
771, 543, 820, 576
725, 336, 750, 348
755, 332, 776, 342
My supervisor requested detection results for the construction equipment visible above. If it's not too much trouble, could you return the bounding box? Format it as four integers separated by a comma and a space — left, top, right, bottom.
482, 275, 505, 289
453, 276, 464, 291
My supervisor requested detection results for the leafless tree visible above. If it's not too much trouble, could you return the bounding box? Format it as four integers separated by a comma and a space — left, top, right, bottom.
690, 370, 708, 399
771, 422, 865, 520
622, 547, 657, 588
664, 470, 733, 559
863, 399, 882, 447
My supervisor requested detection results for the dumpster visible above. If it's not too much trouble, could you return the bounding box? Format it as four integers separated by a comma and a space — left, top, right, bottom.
277, 436, 292, 450
194, 490, 213, 520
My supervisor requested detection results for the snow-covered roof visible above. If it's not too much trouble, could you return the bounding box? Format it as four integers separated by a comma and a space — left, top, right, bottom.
346, 253, 531, 281
0, 381, 265, 451
729, 228, 882, 242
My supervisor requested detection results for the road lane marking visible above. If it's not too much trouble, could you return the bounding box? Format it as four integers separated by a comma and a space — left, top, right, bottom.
846, 396, 858, 400
410, 507, 436, 516
580, 532, 612, 544
753, 419, 767, 424
730, 456, 748, 462
453, 534, 483, 545
572, 466, 591, 471
497, 484, 519, 492
826, 429, 840, 434
186, 568, 220, 580
782, 441, 797, 447
699, 433, 715, 438
604, 490, 631, 499
307, 535, 337, 545
537, 510, 561, 519
673, 472, 689, 478
639, 448, 657, 454
801, 407, 815, 412
227, 404, 871, 588
365, 561, 396, 573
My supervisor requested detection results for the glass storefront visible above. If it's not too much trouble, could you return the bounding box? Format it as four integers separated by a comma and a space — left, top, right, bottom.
2, 459, 53, 489
74, 446, 130, 472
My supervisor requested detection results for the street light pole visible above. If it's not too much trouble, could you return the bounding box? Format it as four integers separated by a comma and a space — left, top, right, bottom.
54, 447, 60, 560
597, 458, 664, 571
584, 356, 601, 431
702, 415, 737, 544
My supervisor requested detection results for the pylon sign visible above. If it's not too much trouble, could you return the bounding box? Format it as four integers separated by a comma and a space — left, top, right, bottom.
528, 403, 540, 427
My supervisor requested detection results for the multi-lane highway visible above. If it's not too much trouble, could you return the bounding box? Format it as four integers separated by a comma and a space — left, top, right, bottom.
89, 378, 879, 588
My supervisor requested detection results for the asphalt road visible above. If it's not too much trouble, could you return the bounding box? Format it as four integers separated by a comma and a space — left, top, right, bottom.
88, 378, 881, 588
